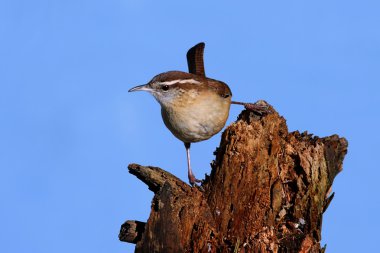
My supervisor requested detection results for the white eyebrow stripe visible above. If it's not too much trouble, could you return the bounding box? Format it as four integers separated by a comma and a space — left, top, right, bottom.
160, 79, 201, 85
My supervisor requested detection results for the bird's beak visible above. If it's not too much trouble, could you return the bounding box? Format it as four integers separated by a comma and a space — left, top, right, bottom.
128, 84, 152, 92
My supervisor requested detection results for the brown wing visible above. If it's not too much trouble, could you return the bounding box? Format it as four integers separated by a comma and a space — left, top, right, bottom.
186, 42, 206, 77
207, 79, 232, 98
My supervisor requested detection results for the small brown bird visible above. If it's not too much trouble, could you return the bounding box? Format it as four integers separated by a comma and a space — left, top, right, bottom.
129, 43, 264, 185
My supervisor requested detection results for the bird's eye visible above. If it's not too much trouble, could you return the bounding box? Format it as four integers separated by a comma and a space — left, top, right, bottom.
162, 85, 170, 91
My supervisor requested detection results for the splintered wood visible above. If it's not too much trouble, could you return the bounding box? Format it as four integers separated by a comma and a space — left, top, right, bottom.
120, 102, 348, 253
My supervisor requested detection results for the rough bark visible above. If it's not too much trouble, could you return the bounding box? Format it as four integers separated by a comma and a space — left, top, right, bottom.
120, 102, 348, 253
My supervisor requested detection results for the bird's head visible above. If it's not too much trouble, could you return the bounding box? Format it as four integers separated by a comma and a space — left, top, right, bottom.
129, 71, 204, 107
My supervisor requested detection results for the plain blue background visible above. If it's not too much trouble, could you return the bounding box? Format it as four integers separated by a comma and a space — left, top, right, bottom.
1, 1, 379, 252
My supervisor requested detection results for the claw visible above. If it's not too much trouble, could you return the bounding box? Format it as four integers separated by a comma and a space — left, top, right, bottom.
244, 103, 270, 115
188, 175, 204, 191
231, 101, 271, 115
188, 174, 202, 185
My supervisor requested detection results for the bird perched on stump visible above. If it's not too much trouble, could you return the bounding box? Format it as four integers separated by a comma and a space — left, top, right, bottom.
129, 43, 266, 186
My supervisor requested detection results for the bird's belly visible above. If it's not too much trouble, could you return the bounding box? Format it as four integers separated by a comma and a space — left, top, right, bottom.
161, 99, 230, 143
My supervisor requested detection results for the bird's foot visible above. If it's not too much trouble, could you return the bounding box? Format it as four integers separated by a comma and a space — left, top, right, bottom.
188, 175, 205, 191
244, 103, 270, 115
232, 100, 271, 115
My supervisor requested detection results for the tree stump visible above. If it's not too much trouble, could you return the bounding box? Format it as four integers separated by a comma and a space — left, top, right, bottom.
120, 102, 348, 253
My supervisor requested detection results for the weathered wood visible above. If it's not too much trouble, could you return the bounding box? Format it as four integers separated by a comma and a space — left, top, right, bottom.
119, 220, 146, 244
121, 102, 348, 252
128, 164, 190, 193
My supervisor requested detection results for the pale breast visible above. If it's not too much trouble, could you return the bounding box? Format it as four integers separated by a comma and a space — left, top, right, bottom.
161, 91, 231, 143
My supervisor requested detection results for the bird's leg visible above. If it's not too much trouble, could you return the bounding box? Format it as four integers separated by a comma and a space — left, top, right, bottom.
231, 101, 270, 115
184, 142, 202, 186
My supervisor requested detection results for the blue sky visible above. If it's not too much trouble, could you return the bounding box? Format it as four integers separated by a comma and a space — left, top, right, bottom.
1, 1, 379, 252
